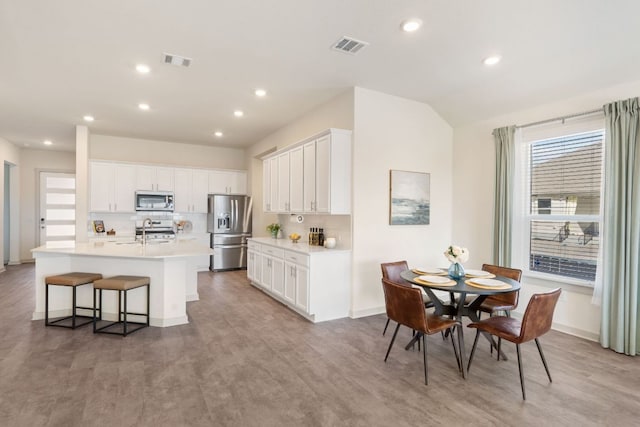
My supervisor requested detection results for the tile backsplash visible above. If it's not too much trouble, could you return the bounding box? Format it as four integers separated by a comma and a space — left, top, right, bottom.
87, 212, 207, 237
275, 214, 351, 249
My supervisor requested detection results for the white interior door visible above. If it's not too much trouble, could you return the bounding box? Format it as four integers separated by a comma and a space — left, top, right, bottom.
39, 172, 76, 247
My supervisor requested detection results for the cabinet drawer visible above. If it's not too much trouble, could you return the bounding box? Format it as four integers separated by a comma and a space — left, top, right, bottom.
248, 241, 261, 251
284, 250, 309, 267
262, 245, 284, 258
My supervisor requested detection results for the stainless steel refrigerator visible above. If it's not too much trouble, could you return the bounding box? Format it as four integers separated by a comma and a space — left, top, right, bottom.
207, 194, 252, 271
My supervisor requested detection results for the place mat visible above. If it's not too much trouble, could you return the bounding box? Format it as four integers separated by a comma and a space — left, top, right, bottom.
412, 268, 447, 275
465, 270, 496, 279
465, 279, 512, 290
414, 277, 457, 287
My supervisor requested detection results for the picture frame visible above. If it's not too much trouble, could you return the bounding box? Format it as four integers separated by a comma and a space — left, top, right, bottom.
389, 170, 430, 225
92, 220, 105, 233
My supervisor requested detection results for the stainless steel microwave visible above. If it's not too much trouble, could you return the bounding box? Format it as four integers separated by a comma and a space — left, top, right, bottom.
135, 191, 174, 212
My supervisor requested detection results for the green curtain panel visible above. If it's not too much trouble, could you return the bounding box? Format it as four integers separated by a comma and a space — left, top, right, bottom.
492, 126, 516, 267
601, 98, 640, 356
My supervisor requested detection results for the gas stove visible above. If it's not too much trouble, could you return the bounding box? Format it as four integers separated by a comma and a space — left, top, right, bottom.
135, 218, 176, 241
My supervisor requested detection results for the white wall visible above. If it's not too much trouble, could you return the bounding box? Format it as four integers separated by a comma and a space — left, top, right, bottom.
19, 148, 76, 261
245, 90, 355, 238
350, 87, 454, 316
453, 79, 640, 341
90, 134, 246, 170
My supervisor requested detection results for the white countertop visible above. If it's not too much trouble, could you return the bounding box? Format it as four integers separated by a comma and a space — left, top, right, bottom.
31, 240, 213, 259
248, 237, 350, 254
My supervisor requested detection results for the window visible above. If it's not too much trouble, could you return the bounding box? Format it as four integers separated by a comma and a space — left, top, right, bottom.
514, 121, 604, 285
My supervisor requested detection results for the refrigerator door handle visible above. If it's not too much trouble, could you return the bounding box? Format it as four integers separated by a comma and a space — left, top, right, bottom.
234, 199, 238, 230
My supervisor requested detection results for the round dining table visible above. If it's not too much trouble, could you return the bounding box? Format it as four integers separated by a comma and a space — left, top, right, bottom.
400, 268, 521, 378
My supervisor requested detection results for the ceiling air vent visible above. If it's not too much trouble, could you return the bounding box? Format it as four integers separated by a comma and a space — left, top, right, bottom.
162, 52, 192, 68
331, 36, 368, 55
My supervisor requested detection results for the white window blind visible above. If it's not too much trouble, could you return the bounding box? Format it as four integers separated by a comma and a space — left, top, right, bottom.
513, 115, 604, 286
528, 131, 603, 281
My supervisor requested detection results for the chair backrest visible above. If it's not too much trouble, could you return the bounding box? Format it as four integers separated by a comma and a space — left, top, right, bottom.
381, 260, 410, 284
381, 278, 429, 333
519, 288, 562, 343
482, 263, 522, 306
481, 263, 522, 281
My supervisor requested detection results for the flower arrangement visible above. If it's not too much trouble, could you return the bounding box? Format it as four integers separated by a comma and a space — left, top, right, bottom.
444, 245, 469, 264
266, 223, 281, 238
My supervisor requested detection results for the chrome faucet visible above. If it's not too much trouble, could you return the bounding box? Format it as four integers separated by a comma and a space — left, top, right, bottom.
142, 217, 153, 245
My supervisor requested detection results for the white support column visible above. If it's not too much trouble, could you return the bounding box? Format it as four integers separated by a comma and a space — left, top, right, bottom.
75, 125, 89, 243
8, 164, 20, 265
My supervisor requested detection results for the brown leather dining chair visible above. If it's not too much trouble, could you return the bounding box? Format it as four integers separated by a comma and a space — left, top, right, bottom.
467, 288, 562, 399
380, 261, 434, 336
381, 278, 461, 385
477, 264, 522, 318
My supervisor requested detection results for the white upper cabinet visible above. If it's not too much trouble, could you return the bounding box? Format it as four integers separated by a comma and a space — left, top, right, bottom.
136, 165, 174, 192
209, 170, 247, 195
263, 160, 272, 212
174, 168, 209, 213
90, 161, 246, 214
269, 157, 279, 212
276, 152, 290, 212
302, 141, 316, 213
90, 162, 136, 212
289, 146, 304, 212
262, 128, 352, 214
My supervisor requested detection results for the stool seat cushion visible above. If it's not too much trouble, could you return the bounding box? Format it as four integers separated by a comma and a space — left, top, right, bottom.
94, 275, 150, 291
45, 272, 103, 287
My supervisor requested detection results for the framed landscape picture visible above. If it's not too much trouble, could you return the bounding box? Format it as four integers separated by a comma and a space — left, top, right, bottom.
389, 170, 430, 225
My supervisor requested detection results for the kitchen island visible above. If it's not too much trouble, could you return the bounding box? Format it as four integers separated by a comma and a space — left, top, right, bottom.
31, 240, 213, 327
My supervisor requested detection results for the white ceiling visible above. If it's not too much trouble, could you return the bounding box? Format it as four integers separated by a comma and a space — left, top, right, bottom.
2, 0, 640, 151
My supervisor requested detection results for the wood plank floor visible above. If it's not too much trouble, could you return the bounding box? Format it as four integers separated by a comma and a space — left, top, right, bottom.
1, 264, 639, 426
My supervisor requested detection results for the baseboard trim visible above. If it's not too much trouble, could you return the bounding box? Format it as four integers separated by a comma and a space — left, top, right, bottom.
350, 306, 385, 319
510, 312, 598, 342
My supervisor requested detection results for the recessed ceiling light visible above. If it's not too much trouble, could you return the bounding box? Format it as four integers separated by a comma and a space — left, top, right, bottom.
234, 110, 244, 117
43, 140, 53, 146
214, 131, 223, 137
136, 64, 151, 74
401, 19, 422, 32
255, 88, 267, 97
483, 55, 501, 66
138, 103, 150, 111
83, 115, 95, 122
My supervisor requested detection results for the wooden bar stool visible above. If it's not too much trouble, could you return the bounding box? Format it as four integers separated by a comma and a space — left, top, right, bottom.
45, 272, 103, 329
92, 275, 150, 336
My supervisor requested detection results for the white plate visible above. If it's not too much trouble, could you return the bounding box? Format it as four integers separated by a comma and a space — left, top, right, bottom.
465, 269, 492, 277
469, 278, 506, 287
418, 275, 451, 284
415, 267, 445, 274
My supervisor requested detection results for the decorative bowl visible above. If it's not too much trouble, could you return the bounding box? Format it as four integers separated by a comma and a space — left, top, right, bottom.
289, 234, 301, 243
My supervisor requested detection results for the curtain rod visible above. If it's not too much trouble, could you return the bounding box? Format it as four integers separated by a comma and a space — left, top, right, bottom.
517, 108, 603, 130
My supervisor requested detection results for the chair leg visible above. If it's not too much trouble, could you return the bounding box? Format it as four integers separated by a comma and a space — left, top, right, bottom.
467, 330, 481, 372
382, 318, 390, 336
71, 285, 77, 329
384, 324, 401, 362
516, 343, 526, 400
497, 338, 502, 361
449, 327, 461, 373
535, 338, 552, 383
93, 288, 97, 333
422, 334, 428, 385
45, 283, 49, 326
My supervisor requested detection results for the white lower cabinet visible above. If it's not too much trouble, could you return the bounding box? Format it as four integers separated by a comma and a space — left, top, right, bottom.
246, 238, 350, 322
247, 242, 262, 284
260, 245, 284, 294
